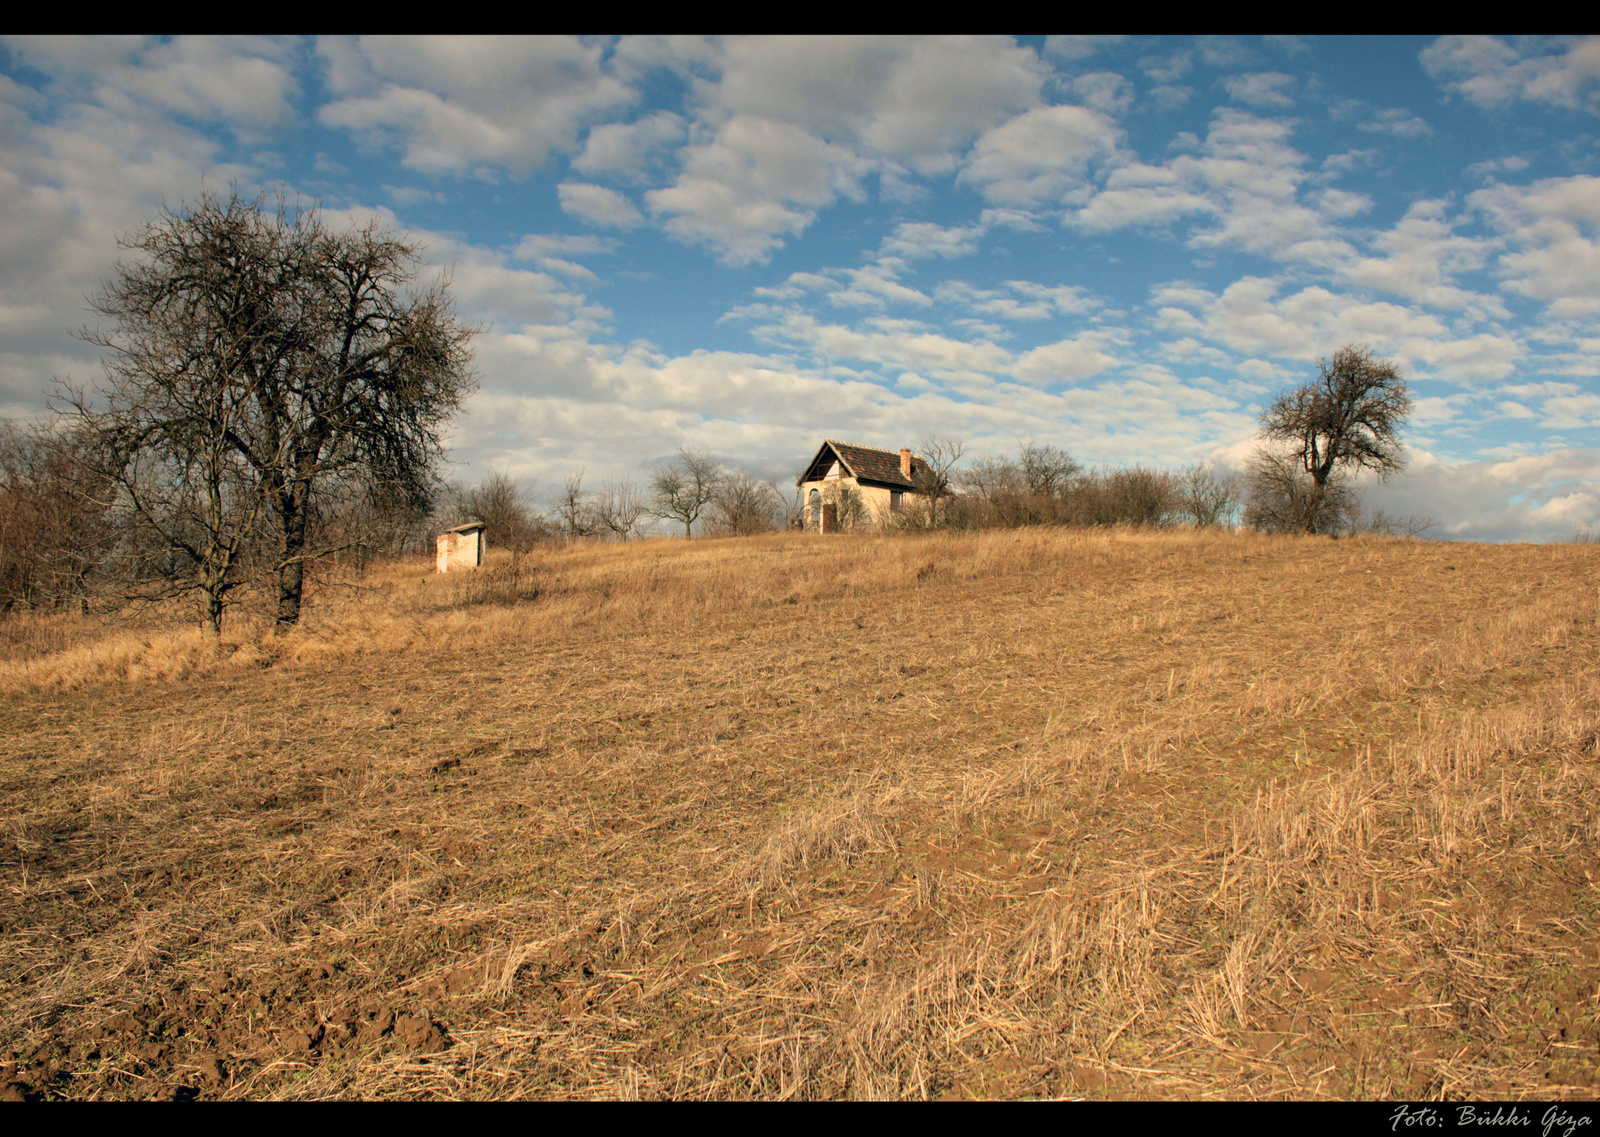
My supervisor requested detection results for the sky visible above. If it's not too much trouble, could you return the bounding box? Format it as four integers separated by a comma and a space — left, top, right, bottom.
3, 35, 1600, 542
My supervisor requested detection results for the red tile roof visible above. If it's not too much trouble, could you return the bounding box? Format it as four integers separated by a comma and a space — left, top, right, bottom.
798, 440, 930, 489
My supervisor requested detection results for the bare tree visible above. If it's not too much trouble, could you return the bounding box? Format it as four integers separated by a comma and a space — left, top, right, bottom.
710, 471, 784, 536
0, 422, 115, 613
910, 436, 965, 528
824, 481, 867, 531
593, 477, 647, 540
66, 189, 477, 635
649, 448, 722, 538
1258, 344, 1412, 534
1020, 441, 1080, 497
465, 468, 546, 553
1174, 464, 1241, 528
550, 471, 596, 540
1244, 448, 1359, 535
66, 365, 273, 636
960, 440, 1083, 528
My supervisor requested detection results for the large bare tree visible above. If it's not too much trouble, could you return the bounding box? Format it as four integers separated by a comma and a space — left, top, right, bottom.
1258, 344, 1412, 534
67, 190, 477, 635
649, 449, 722, 538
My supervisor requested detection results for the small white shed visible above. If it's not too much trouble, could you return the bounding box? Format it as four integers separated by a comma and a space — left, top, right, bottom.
436, 522, 486, 573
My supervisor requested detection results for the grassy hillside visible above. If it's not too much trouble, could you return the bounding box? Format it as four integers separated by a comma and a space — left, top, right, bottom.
2, 528, 1598, 1100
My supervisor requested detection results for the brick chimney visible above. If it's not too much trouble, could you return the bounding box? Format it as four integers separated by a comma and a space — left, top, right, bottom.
900, 448, 913, 478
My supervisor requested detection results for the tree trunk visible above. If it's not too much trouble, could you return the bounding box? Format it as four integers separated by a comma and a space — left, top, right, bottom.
202, 591, 223, 640
275, 495, 308, 633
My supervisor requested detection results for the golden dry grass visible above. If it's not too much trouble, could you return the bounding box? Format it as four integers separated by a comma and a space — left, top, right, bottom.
1, 527, 1597, 1100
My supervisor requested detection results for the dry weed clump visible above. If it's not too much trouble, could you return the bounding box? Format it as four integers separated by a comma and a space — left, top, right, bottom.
1, 527, 1598, 1099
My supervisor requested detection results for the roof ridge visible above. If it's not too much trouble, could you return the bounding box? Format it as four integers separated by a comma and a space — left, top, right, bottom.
823, 438, 906, 455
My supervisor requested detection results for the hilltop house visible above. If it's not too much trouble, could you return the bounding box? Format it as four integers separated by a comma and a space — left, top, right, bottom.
796, 440, 933, 531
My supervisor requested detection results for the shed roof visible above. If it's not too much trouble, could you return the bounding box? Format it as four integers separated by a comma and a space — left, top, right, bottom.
797, 439, 930, 489
442, 521, 487, 534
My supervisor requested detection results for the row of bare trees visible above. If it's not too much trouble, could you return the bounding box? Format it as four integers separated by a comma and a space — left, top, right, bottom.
440, 449, 792, 551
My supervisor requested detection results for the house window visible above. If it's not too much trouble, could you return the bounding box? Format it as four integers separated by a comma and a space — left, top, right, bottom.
890, 490, 903, 512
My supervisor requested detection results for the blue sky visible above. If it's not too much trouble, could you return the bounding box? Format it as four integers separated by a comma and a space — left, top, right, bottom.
3, 35, 1599, 540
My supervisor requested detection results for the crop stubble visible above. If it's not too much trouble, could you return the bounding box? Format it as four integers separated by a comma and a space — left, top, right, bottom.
0, 527, 1597, 1099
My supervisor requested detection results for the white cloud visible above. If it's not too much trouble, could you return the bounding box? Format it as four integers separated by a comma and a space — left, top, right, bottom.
1012, 331, 1122, 385
878, 221, 986, 260
316, 36, 634, 177
1072, 110, 1354, 269
759, 312, 1013, 383
1160, 276, 1522, 381
1043, 36, 1127, 63
935, 279, 1099, 321
828, 261, 931, 309
1465, 154, 1531, 181
1070, 71, 1134, 116
0, 77, 260, 404
572, 110, 686, 181
960, 104, 1120, 206
644, 115, 863, 264
511, 233, 619, 283
1341, 199, 1505, 317
1312, 188, 1373, 219
558, 183, 646, 229
1422, 35, 1600, 113
1472, 176, 1600, 314
701, 36, 1045, 173
4, 35, 301, 134
1072, 161, 1216, 231
1220, 72, 1295, 109
1541, 391, 1600, 428
1360, 448, 1600, 542
1147, 86, 1193, 112
385, 184, 448, 207
1357, 107, 1433, 139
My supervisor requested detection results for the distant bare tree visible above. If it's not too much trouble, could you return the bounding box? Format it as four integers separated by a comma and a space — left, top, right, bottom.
593, 477, 647, 541
710, 471, 784, 536
1244, 449, 1359, 535
1175, 464, 1241, 528
1353, 509, 1435, 539
465, 467, 546, 554
1020, 441, 1080, 497
550, 471, 596, 540
649, 449, 722, 538
1259, 344, 1412, 534
960, 440, 1083, 529
1073, 466, 1177, 527
910, 436, 965, 528
0, 422, 114, 613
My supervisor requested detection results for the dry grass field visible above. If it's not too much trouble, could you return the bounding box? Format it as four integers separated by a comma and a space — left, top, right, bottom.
1, 526, 1598, 1100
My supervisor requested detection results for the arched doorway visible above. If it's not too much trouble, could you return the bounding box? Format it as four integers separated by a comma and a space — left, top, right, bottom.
808, 488, 821, 528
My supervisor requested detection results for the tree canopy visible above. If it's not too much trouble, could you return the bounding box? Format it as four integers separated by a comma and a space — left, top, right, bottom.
1256, 344, 1412, 534
66, 190, 478, 634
